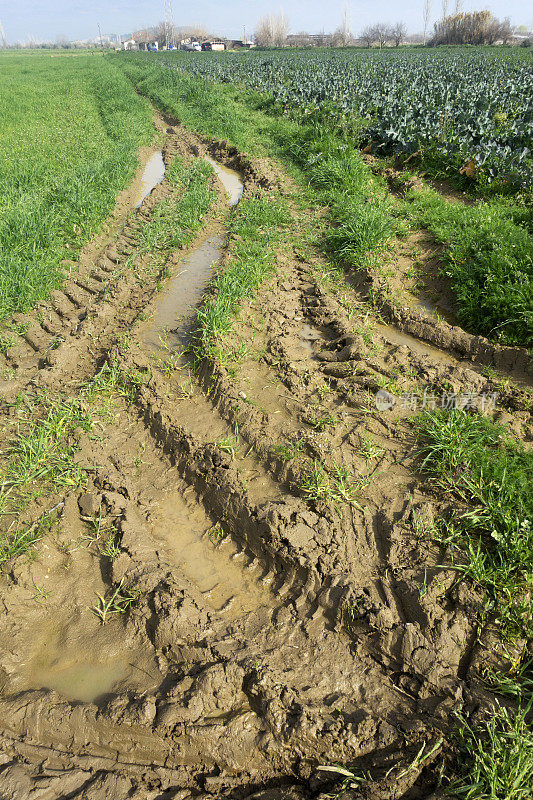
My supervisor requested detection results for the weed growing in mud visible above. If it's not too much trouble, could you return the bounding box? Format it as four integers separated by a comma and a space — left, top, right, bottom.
213, 435, 239, 460
317, 764, 365, 797
100, 532, 121, 561
416, 409, 532, 639
399, 187, 533, 346
273, 437, 306, 462
0, 363, 137, 564
0, 509, 57, 566
0, 394, 92, 516
0, 333, 13, 355
207, 522, 226, 543
357, 435, 386, 463
300, 460, 365, 510
308, 411, 338, 432
91, 577, 140, 624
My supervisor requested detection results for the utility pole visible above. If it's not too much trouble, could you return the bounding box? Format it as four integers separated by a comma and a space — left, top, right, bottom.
0, 20, 7, 48
243, 25, 247, 44
423, 0, 432, 44
97, 23, 104, 52
341, 3, 351, 46
164, 0, 176, 48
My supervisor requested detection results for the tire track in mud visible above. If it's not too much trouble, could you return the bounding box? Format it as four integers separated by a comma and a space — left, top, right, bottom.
0, 115, 530, 799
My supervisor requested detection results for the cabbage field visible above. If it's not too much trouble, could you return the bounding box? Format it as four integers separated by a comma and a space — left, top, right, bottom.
157, 47, 533, 188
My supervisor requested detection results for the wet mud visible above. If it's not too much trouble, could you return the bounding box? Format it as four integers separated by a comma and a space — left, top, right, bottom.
0, 114, 530, 800
135, 150, 165, 208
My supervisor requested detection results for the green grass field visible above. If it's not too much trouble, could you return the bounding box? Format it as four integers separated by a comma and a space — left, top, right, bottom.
0, 51, 153, 320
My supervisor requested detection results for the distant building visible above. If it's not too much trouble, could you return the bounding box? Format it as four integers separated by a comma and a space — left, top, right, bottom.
201, 41, 225, 51
132, 29, 159, 51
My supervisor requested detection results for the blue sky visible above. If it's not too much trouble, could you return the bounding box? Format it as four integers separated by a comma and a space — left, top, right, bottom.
1, 0, 530, 44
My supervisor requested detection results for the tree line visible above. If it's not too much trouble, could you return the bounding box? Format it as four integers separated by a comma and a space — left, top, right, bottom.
255, 10, 517, 48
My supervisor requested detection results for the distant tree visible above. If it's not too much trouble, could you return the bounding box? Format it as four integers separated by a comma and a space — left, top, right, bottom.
286, 31, 313, 47
152, 20, 179, 47
431, 11, 512, 45
153, 22, 166, 46
360, 26, 375, 48
331, 26, 355, 47
255, 13, 288, 47
175, 25, 211, 44
314, 30, 329, 47
390, 21, 407, 46
372, 23, 392, 48
359, 23, 392, 48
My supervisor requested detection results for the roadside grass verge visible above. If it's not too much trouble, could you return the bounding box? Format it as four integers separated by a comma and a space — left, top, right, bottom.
399, 188, 532, 346
415, 408, 533, 798
138, 157, 217, 253
0, 52, 153, 320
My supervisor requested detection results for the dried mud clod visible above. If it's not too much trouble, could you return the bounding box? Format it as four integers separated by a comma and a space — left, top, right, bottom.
0, 114, 530, 800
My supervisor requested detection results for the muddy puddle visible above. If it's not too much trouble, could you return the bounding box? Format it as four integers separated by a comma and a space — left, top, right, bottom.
408, 293, 459, 327
298, 323, 323, 356
149, 491, 274, 617
142, 235, 222, 351
135, 151, 165, 208
29, 660, 129, 703
374, 322, 460, 365
12, 619, 161, 703
205, 156, 244, 205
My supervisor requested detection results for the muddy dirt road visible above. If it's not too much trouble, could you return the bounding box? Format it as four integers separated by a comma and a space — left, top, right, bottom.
0, 117, 530, 800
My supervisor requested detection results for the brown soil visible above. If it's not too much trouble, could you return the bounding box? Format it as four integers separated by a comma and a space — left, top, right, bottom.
0, 115, 530, 800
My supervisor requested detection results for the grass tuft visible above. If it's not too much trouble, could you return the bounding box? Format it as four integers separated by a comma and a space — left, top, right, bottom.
447, 703, 533, 800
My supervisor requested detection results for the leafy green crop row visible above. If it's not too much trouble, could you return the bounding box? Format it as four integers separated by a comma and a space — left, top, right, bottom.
0, 52, 153, 319
151, 47, 533, 188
